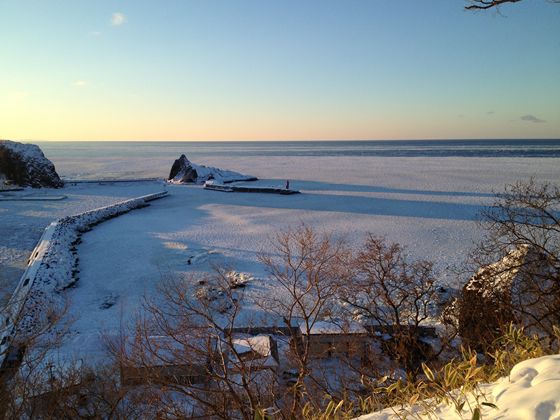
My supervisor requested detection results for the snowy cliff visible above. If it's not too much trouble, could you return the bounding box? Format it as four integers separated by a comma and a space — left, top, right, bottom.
0, 140, 63, 188
168, 154, 257, 184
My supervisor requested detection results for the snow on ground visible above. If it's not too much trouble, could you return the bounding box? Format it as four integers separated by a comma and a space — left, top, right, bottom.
0, 181, 166, 304
1, 156, 559, 363
53, 182, 482, 361
358, 354, 560, 420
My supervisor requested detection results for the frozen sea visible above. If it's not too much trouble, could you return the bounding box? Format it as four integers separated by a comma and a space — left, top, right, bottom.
37, 139, 560, 180
1, 140, 559, 361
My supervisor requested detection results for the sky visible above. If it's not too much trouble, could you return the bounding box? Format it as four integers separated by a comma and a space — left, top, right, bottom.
1, 0, 559, 141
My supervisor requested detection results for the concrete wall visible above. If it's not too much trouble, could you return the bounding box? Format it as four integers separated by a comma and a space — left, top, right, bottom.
0, 191, 168, 368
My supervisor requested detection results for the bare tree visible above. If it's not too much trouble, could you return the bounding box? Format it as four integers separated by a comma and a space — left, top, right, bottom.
465, 0, 560, 10
0, 300, 136, 418
339, 235, 444, 375
258, 225, 352, 416
0, 298, 67, 416
114, 269, 280, 419
456, 180, 560, 349
3, 361, 137, 419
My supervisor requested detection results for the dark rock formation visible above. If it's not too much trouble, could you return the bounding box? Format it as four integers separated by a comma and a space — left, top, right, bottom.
0, 140, 63, 188
168, 154, 198, 183
168, 154, 257, 184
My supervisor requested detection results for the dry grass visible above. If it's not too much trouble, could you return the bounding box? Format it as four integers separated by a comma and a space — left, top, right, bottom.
301, 324, 560, 420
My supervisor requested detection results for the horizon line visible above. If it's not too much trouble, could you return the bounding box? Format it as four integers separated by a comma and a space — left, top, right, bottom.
9, 137, 560, 143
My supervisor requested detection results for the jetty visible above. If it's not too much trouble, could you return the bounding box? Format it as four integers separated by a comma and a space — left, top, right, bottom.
204, 182, 300, 195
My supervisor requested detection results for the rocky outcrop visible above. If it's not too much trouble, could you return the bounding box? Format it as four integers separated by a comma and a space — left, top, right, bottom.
454, 248, 524, 349
0, 140, 63, 188
168, 154, 257, 184
168, 154, 197, 183
446, 245, 558, 349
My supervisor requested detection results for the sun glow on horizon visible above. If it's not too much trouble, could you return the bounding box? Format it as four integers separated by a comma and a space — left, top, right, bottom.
1, 1, 559, 142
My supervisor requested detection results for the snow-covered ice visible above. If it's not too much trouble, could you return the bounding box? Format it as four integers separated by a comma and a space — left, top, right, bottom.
0, 181, 166, 303
1, 155, 559, 363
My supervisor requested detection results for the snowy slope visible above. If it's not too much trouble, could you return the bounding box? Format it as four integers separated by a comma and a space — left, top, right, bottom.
358, 354, 560, 420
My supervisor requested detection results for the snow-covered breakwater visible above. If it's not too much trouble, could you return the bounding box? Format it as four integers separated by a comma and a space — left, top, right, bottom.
0, 191, 168, 368
204, 181, 300, 195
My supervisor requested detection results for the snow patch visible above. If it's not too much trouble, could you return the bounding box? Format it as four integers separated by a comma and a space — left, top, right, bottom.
357, 354, 560, 420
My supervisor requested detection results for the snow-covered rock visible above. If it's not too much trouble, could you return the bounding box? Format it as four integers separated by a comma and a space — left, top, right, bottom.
0, 140, 63, 188
167, 154, 257, 184
446, 245, 557, 349
451, 246, 528, 349
358, 354, 560, 419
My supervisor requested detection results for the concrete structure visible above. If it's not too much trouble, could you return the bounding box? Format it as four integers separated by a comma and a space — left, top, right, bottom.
120, 335, 214, 386
229, 335, 280, 372
300, 320, 369, 359
0, 191, 169, 371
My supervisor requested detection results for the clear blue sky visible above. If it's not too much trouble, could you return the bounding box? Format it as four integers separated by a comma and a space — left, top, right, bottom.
1, 0, 559, 140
